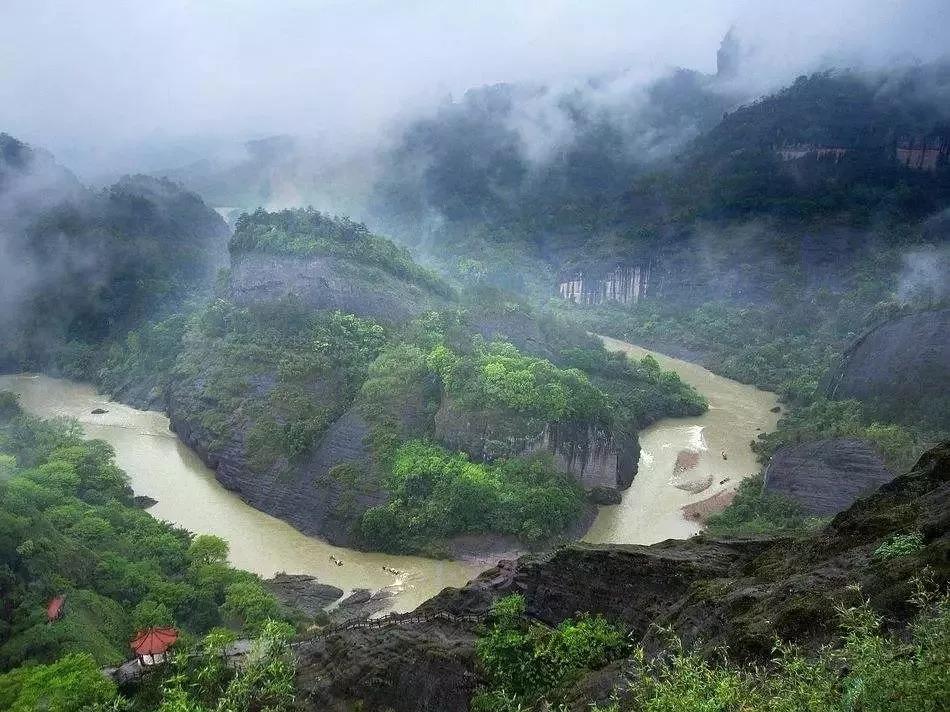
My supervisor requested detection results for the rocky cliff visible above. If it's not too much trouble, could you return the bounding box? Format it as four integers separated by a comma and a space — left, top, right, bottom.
230, 251, 447, 324
165, 383, 384, 545
763, 438, 894, 515
558, 264, 651, 306
294, 440, 950, 711
824, 308, 950, 425
434, 397, 637, 492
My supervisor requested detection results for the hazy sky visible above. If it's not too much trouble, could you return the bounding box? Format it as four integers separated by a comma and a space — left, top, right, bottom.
2, 0, 947, 176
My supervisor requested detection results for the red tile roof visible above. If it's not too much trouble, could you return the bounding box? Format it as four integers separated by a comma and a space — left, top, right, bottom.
46, 596, 64, 622
130, 627, 178, 656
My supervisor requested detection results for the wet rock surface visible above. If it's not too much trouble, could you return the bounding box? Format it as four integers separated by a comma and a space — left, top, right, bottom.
264, 573, 343, 617
764, 437, 894, 515
165, 383, 384, 545
587, 486, 622, 505
434, 397, 638, 490
294, 441, 950, 711
329, 587, 398, 625
824, 308, 950, 422
229, 252, 447, 324
132, 495, 158, 509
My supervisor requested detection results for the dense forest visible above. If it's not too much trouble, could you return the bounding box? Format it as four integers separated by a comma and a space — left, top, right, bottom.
364, 61, 950, 538
0, 393, 297, 710
0, 133, 229, 377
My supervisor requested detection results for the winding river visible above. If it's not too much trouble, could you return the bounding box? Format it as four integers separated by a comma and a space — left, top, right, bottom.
584, 336, 780, 544
0, 374, 482, 612
0, 338, 778, 610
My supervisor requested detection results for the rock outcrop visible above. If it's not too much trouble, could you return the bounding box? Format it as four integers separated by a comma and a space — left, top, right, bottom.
558, 264, 651, 306
433, 398, 638, 492
294, 440, 950, 711
823, 309, 950, 425
264, 574, 343, 617
229, 252, 447, 324
763, 438, 894, 515
165, 387, 384, 545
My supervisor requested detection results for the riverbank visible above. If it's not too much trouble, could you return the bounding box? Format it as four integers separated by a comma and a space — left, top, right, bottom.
583, 336, 780, 544
0, 339, 779, 607
0, 373, 482, 613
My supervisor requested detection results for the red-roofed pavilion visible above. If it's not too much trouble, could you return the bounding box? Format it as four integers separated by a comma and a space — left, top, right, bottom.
46, 596, 65, 623
130, 627, 178, 666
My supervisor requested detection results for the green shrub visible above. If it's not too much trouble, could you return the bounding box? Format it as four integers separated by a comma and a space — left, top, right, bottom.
359, 440, 584, 552
874, 532, 925, 561
595, 589, 950, 712
430, 341, 608, 424
174, 300, 386, 469
0, 411, 283, 668
0, 653, 117, 712
474, 595, 630, 711
706, 474, 817, 536
230, 207, 454, 298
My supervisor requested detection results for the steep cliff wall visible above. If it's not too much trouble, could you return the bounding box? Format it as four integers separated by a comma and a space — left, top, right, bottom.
229, 251, 448, 323
896, 136, 949, 172
433, 397, 638, 491
823, 308, 950, 424
763, 438, 894, 515
558, 264, 651, 306
165, 378, 384, 546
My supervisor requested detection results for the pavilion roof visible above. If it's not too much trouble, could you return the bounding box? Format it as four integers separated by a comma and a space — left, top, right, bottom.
46, 596, 64, 622
130, 627, 179, 655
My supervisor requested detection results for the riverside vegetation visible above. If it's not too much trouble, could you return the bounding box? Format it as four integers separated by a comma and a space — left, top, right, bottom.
366, 65, 950, 544
1, 52, 948, 711
0, 392, 298, 710
0, 142, 708, 557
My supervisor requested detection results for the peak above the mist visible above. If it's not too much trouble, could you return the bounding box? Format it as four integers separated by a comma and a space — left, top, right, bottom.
229, 207, 453, 298
0, 132, 86, 210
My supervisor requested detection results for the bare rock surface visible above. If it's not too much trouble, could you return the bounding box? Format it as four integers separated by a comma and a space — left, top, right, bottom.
329, 587, 399, 625
166, 386, 384, 545
764, 437, 894, 515
434, 396, 638, 491
264, 573, 343, 617
824, 308, 950, 425
229, 252, 447, 324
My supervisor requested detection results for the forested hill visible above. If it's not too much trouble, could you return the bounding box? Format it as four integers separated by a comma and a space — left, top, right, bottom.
0, 134, 229, 376
369, 61, 950, 275
648, 65, 950, 225
100, 206, 706, 556
370, 65, 742, 247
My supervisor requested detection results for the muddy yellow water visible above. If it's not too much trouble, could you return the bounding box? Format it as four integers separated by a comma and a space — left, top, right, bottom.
1, 340, 778, 605
0, 374, 482, 612
583, 336, 781, 545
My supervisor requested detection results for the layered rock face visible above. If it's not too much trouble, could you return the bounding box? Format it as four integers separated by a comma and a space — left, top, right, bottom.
229, 252, 446, 323
434, 398, 638, 491
558, 264, 651, 306
764, 438, 894, 515
165, 384, 384, 545
295, 441, 950, 711
824, 309, 950, 414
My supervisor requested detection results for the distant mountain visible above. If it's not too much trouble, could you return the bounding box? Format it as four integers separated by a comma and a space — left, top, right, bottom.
369, 65, 744, 244
0, 133, 229, 372
655, 63, 950, 223
155, 135, 378, 220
